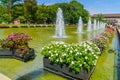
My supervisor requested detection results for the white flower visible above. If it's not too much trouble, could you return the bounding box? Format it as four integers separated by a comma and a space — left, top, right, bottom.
94, 62, 96, 65
97, 52, 100, 54
49, 51, 51, 53
60, 58, 62, 62
75, 52, 79, 55
91, 52, 94, 54
75, 49, 77, 52
71, 61, 74, 64
85, 56, 88, 59
64, 45, 67, 47
80, 53, 82, 55
85, 49, 87, 52
51, 54, 54, 57
56, 54, 58, 56
70, 50, 72, 53
80, 64, 82, 67
56, 59, 59, 62
95, 56, 98, 59
49, 57, 51, 59
84, 62, 86, 64
62, 53, 66, 56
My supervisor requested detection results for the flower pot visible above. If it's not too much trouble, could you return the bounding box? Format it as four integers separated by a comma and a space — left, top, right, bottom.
43, 57, 62, 71
99, 47, 104, 53
43, 57, 95, 80
0, 48, 13, 57
61, 64, 70, 74
13, 48, 35, 62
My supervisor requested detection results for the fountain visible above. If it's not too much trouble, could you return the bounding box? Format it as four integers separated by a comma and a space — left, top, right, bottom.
93, 19, 97, 30
77, 16, 83, 33
97, 21, 100, 29
99, 21, 101, 29
102, 22, 106, 29
87, 18, 92, 31
54, 8, 67, 38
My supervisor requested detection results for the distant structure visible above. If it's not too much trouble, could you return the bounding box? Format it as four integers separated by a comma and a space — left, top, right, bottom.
92, 14, 120, 26
13, 19, 20, 24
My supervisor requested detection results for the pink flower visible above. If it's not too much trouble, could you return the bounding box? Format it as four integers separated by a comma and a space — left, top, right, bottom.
24, 48, 27, 52
17, 37, 21, 40
9, 35, 14, 39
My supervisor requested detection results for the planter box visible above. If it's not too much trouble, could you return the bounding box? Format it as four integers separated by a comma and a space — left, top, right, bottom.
98, 47, 104, 53
13, 48, 36, 62
0, 48, 35, 62
0, 48, 13, 57
43, 57, 95, 80
43, 57, 62, 72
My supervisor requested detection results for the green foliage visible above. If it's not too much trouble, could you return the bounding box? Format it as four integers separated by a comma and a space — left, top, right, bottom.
95, 14, 105, 22
0, 0, 89, 24
36, 5, 56, 24
18, 16, 26, 23
0, 13, 12, 23
24, 0, 37, 23
51, 0, 89, 24
11, 4, 24, 21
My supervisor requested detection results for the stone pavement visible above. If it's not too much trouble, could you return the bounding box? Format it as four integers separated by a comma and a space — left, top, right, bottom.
0, 73, 11, 80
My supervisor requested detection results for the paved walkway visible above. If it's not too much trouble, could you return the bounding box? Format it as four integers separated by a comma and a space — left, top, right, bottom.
0, 73, 11, 80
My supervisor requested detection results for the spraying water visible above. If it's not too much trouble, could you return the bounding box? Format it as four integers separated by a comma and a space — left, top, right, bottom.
77, 16, 83, 33
93, 19, 97, 30
54, 8, 67, 38
87, 18, 92, 31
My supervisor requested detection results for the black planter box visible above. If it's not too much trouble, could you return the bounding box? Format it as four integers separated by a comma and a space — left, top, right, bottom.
43, 57, 63, 72
98, 47, 104, 53
43, 57, 95, 80
0, 48, 35, 62
13, 48, 36, 62
0, 48, 13, 57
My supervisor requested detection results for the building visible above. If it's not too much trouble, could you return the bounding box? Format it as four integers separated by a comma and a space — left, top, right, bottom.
13, 19, 20, 24
92, 14, 120, 26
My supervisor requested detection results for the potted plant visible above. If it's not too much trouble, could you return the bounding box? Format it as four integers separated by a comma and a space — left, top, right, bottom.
41, 41, 100, 80
91, 27, 115, 52
0, 32, 35, 62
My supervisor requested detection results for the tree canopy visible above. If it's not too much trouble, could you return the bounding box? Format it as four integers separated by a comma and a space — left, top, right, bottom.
0, 0, 89, 24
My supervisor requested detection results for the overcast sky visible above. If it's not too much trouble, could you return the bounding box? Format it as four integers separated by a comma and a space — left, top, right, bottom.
37, 0, 120, 15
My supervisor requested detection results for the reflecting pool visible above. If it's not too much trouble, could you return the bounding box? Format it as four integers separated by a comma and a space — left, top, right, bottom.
0, 27, 114, 80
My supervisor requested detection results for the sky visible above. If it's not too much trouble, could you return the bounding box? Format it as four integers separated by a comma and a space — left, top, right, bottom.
37, 0, 120, 15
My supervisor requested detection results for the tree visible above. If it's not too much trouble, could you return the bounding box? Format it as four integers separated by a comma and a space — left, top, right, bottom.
50, 0, 89, 24
36, 5, 56, 24
18, 16, 26, 23
82, 9, 89, 23
0, 6, 12, 23
24, 0, 37, 23
11, 4, 24, 20
95, 14, 105, 22
0, 0, 22, 23
0, 0, 22, 14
